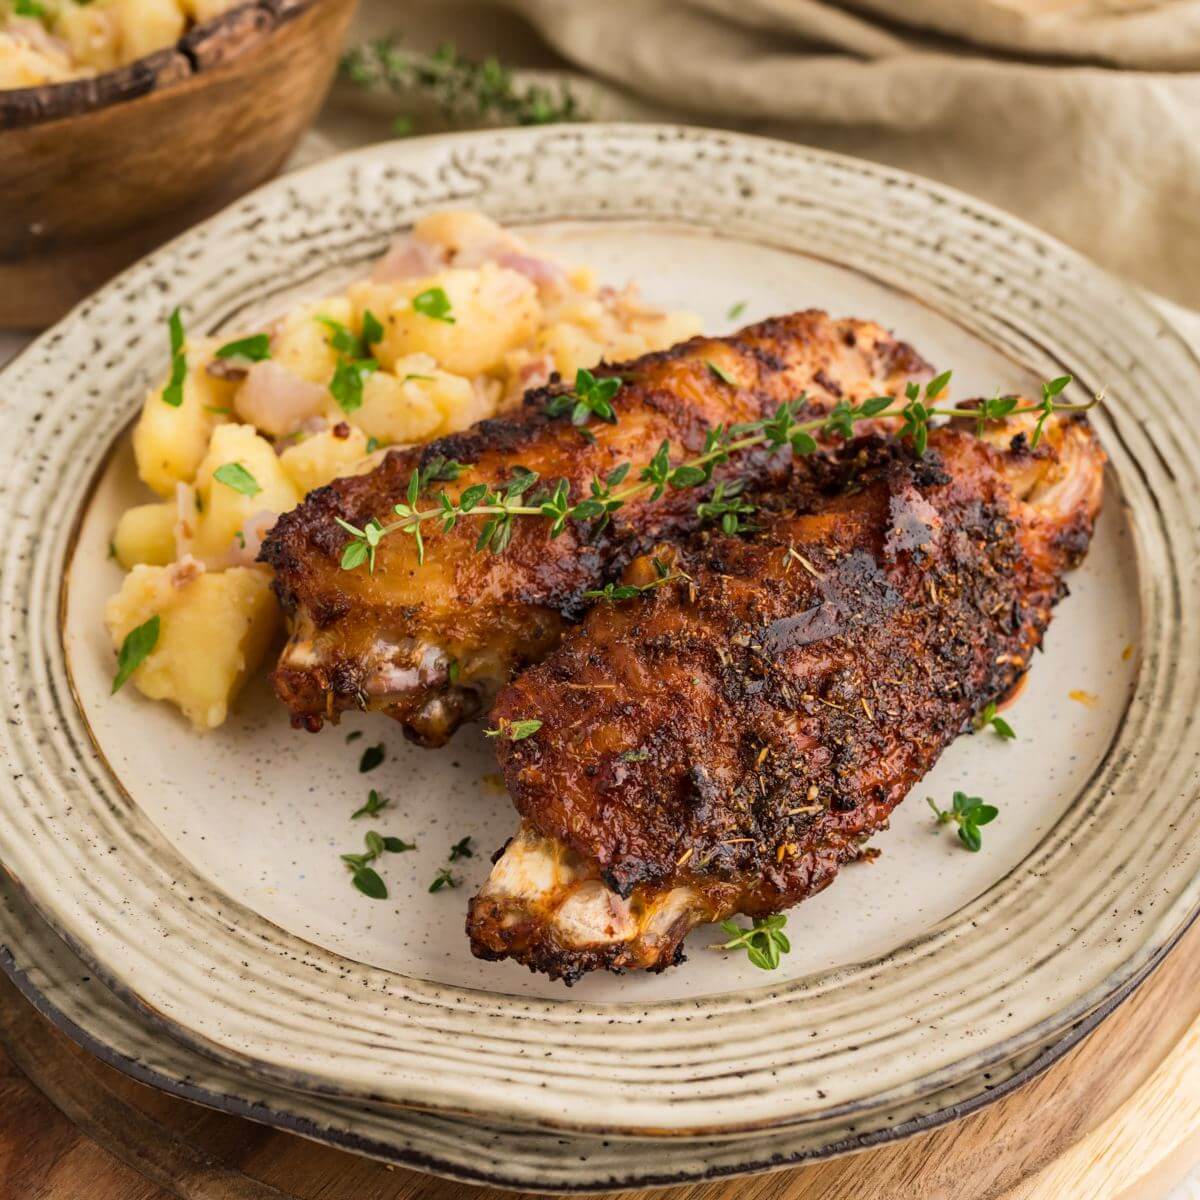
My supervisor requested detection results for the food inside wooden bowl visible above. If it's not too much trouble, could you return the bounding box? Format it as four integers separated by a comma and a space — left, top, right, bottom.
0, 0, 356, 329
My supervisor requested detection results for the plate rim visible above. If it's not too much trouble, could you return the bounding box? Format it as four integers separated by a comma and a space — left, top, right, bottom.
1, 122, 1199, 1136
1, 873, 1188, 1193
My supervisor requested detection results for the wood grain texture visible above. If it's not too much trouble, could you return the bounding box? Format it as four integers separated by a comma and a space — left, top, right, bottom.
5, 915, 1200, 1199
0, 0, 357, 329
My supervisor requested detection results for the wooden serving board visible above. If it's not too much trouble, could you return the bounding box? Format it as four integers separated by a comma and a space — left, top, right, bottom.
5, 919, 1200, 1200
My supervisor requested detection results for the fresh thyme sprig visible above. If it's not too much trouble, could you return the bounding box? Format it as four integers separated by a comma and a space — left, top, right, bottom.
545, 367, 621, 427
718, 914, 791, 970
927, 791, 998, 852
335, 373, 1094, 573
583, 554, 688, 603
341, 38, 585, 133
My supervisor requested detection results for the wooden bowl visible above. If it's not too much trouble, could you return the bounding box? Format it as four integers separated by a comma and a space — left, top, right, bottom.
0, 0, 357, 330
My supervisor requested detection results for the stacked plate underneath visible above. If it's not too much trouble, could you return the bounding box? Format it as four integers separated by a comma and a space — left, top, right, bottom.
1, 127, 1197, 1191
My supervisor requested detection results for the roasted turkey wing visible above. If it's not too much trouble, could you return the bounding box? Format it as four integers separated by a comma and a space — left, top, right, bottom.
469, 413, 1105, 982
260, 311, 930, 745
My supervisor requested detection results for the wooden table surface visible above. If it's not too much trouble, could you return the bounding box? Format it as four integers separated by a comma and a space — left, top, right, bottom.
5, 919, 1200, 1200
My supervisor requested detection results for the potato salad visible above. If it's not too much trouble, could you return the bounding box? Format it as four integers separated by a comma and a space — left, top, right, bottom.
0, 0, 237, 88
105, 211, 701, 729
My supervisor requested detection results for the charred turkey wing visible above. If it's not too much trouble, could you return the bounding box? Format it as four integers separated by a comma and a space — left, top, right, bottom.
468, 414, 1105, 982
261, 311, 930, 744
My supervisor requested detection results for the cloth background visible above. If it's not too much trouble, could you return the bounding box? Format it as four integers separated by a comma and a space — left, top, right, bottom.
324, 0, 1200, 308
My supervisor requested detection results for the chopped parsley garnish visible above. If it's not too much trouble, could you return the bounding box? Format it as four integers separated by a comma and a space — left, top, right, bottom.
214, 333, 271, 362
927, 791, 998, 852
212, 462, 261, 497
412, 287, 455, 323
161, 308, 187, 407
329, 359, 378, 413
706, 360, 737, 386
112, 616, 159, 693
359, 743, 385, 772
319, 312, 384, 413
449, 836, 473, 861
483, 718, 542, 742
345, 730, 363, 742
727, 300, 747, 320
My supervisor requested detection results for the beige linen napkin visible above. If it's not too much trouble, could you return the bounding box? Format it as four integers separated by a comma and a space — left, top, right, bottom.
330, 0, 1200, 308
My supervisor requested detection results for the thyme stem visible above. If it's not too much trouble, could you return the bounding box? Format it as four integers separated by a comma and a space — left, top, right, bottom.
336, 379, 1095, 572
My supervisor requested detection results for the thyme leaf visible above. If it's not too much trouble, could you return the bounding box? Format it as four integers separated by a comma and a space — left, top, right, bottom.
484, 718, 542, 741
974, 701, 1016, 741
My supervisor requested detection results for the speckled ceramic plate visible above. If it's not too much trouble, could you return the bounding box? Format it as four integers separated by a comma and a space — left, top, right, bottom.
0, 126, 1198, 1144
0, 871, 1167, 1192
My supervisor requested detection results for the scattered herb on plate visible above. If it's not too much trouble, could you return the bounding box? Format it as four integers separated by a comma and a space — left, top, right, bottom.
359, 743, 386, 772
340, 829, 414, 899
719, 914, 790, 970
927, 791, 998, 852
449, 836, 473, 861
429, 867, 457, 893
974, 701, 1016, 740
352, 789, 389, 819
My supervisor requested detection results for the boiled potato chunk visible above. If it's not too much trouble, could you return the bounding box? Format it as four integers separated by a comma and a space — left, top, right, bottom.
373, 265, 540, 377
273, 297, 352, 388
113, 0, 185, 62
191, 424, 298, 566
105, 564, 277, 730
54, 4, 120, 74
279, 424, 370, 496
132, 337, 236, 497
179, 0, 235, 22
113, 502, 176, 568
411, 210, 518, 259
356, 358, 488, 444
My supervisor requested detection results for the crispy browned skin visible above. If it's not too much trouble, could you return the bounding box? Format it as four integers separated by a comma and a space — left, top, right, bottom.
260, 312, 930, 744
469, 413, 1105, 982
